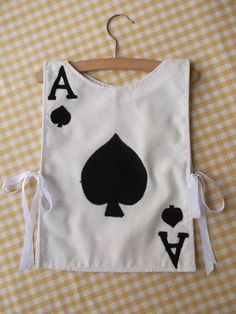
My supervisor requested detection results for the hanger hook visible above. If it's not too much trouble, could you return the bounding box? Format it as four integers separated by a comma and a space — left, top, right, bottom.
106, 14, 135, 58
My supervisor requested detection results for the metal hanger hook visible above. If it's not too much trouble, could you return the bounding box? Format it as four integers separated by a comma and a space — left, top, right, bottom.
106, 14, 135, 58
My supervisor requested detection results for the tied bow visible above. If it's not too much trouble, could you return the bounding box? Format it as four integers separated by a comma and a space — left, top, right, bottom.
2, 171, 52, 271
188, 171, 224, 276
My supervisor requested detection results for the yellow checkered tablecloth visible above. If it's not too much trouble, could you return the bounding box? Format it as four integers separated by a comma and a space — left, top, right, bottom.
1, 1, 235, 313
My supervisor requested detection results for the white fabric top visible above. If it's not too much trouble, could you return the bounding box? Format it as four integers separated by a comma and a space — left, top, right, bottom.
38, 58, 195, 272
2, 58, 225, 275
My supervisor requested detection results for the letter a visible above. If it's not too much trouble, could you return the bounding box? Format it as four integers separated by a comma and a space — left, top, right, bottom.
158, 231, 189, 268
48, 65, 78, 100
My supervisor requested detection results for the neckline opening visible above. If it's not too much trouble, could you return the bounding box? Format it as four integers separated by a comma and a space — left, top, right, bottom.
63, 59, 169, 90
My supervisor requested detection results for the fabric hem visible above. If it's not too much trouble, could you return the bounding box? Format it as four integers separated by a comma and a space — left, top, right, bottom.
36, 60, 48, 267
37, 264, 197, 273
184, 58, 197, 272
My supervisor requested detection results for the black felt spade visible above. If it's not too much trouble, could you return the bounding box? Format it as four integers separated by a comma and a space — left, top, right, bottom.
81, 133, 148, 217
50, 105, 71, 127
162, 205, 183, 227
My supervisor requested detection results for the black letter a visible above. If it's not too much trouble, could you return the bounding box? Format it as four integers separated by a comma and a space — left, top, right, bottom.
48, 65, 78, 100
158, 231, 189, 268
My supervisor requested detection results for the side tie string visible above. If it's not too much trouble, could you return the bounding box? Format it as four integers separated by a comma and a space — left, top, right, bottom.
2, 170, 52, 271
187, 171, 224, 276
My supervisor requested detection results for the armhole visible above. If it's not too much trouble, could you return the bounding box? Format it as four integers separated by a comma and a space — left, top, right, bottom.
42, 61, 48, 105
186, 58, 192, 176
39, 61, 48, 176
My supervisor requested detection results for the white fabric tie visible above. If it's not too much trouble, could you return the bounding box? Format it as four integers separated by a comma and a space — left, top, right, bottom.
2, 170, 52, 271
187, 171, 224, 276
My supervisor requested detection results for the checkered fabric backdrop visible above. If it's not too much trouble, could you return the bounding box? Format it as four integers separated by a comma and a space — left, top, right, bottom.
1, 0, 235, 313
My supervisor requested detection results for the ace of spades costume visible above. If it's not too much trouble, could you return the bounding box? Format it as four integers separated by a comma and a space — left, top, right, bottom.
2, 58, 224, 275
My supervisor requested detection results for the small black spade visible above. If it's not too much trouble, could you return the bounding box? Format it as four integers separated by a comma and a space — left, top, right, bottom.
162, 205, 183, 227
81, 133, 148, 217
50, 105, 71, 127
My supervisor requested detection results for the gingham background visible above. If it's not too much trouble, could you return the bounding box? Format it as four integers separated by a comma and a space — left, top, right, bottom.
1, 1, 235, 313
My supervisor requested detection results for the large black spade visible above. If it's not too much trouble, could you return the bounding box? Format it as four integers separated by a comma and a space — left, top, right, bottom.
81, 133, 148, 217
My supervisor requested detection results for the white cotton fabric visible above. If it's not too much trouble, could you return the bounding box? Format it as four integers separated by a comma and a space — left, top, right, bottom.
36, 58, 196, 272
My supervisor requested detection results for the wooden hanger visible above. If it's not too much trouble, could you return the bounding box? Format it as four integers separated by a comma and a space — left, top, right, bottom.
35, 14, 200, 86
